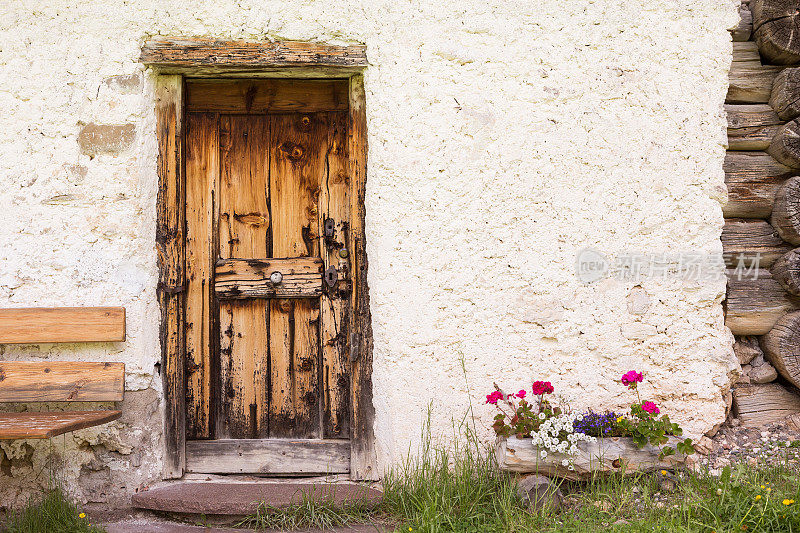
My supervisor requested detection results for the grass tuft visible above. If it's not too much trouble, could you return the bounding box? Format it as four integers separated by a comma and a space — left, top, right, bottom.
235, 490, 378, 531
4, 487, 104, 533
381, 411, 528, 533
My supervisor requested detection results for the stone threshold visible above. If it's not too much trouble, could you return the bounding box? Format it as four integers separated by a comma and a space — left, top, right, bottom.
130, 479, 383, 517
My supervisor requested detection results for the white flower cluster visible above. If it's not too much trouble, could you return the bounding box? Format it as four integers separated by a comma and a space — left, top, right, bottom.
530, 412, 597, 463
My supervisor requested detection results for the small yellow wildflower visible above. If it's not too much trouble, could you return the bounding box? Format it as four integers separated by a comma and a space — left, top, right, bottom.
783, 499, 795, 506
761, 485, 766, 489
755, 495, 762, 501
78, 513, 86, 519
661, 470, 667, 475
409, 528, 413, 532
767, 488, 772, 492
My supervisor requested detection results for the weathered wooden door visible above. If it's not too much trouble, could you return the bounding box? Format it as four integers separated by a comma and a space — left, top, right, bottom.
182, 79, 352, 473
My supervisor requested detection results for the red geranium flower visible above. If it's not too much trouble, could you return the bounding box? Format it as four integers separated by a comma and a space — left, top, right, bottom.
621, 370, 644, 388
516, 390, 526, 399
641, 401, 660, 415
531, 381, 554, 396
486, 390, 503, 405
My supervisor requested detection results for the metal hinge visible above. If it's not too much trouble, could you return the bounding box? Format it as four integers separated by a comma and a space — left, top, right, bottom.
157, 282, 186, 295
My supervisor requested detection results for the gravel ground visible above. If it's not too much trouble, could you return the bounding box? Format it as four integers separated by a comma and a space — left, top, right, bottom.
694, 416, 800, 474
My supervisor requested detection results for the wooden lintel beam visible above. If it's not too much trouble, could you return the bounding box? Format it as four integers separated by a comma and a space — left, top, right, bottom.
141, 38, 368, 71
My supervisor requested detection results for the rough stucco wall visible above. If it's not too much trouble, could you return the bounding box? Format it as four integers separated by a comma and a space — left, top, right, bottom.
0, 0, 739, 504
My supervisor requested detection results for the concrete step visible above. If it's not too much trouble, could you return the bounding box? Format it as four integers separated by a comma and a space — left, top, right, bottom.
131, 481, 383, 517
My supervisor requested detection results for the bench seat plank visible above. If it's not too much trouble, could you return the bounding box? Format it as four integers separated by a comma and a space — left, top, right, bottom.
0, 307, 125, 344
0, 410, 122, 439
0, 362, 125, 402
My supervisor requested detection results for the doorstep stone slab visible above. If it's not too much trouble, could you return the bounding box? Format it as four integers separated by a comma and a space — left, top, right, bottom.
105, 524, 249, 533
105, 522, 386, 533
131, 482, 382, 516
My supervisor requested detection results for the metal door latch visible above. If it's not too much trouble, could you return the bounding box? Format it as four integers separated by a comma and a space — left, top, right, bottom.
324, 217, 336, 238
324, 266, 338, 288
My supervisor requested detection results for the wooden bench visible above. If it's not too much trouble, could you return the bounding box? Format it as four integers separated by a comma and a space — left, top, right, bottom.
0, 362, 124, 439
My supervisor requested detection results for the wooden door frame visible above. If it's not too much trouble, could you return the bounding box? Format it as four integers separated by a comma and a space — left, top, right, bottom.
144, 38, 377, 480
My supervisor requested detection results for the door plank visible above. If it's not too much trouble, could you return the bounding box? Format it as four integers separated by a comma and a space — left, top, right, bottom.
215, 257, 323, 299
186, 80, 349, 113
156, 75, 185, 479
185, 438, 350, 474
269, 113, 326, 438
185, 113, 219, 439
348, 75, 378, 479
0, 362, 124, 402
218, 115, 271, 439
319, 112, 351, 438
0, 307, 125, 344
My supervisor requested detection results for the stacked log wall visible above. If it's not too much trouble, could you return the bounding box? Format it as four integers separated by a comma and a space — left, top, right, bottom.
725, 0, 800, 426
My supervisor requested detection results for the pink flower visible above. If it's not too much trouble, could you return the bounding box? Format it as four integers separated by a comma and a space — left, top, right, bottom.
621, 371, 644, 388
531, 381, 554, 396
516, 390, 527, 399
486, 391, 503, 405
641, 401, 660, 415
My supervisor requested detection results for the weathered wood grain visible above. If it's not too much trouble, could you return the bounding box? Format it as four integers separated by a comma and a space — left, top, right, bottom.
752, 0, 800, 64
269, 113, 325, 439
771, 177, 800, 244
0, 362, 124, 402
733, 41, 761, 63
185, 112, 219, 439
732, 383, 800, 427
0, 307, 125, 344
497, 436, 687, 481
186, 79, 348, 113
348, 75, 377, 480
722, 219, 791, 268
761, 310, 800, 388
724, 151, 793, 218
725, 269, 800, 335
731, 2, 754, 42
0, 411, 122, 440
214, 258, 323, 299
320, 111, 351, 439
771, 68, 800, 121
141, 38, 368, 70
185, 438, 350, 474
155, 75, 185, 478
771, 248, 800, 295
768, 119, 800, 168
727, 61, 782, 104
218, 114, 270, 439
726, 104, 782, 151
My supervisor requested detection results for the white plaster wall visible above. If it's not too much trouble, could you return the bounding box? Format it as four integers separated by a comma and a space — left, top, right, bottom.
0, 0, 739, 500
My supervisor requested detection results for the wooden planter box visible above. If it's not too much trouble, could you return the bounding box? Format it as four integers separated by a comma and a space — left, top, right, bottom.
496, 436, 687, 481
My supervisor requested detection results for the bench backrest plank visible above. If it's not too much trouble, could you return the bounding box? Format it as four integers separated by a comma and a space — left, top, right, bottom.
0, 307, 125, 344
0, 362, 125, 402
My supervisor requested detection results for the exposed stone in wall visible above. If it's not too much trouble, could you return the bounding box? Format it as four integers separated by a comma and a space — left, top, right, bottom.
103, 74, 142, 94
77, 123, 136, 157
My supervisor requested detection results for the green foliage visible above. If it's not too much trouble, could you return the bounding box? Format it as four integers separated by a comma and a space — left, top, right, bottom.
615, 406, 694, 459
4, 487, 104, 533
492, 397, 560, 439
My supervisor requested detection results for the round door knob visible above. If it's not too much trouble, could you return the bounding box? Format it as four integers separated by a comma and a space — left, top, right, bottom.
270, 271, 283, 285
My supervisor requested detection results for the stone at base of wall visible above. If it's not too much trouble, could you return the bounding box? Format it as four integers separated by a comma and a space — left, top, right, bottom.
0, 389, 162, 509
